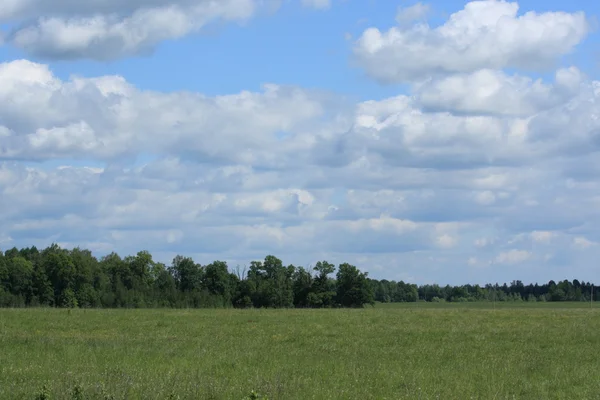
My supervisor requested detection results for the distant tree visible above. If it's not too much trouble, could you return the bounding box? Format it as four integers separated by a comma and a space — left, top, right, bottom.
0, 251, 7, 289
314, 261, 335, 282
420, 284, 443, 302
126, 251, 155, 291
247, 256, 295, 308
204, 260, 234, 306
395, 281, 418, 302
0, 244, 597, 309
449, 286, 469, 302
549, 285, 566, 301
60, 288, 78, 308
19, 246, 41, 265
4, 247, 20, 259
43, 249, 77, 307
100, 252, 132, 307
311, 261, 336, 307
152, 262, 178, 306
372, 279, 391, 303
69, 247, 99, 307
335, 263, 374, 308
171, 255, 203, 293
292, 267, 313, 308
6, 257, 34, 299
32, 262, 54, 306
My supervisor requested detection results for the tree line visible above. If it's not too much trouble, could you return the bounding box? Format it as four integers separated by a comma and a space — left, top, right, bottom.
0, 245, 596, 308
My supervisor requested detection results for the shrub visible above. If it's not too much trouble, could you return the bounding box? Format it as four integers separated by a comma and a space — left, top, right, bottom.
59, 289, 78, 308
70, 384, 84, 400
35, 384, 50, 400
244, 390, 269, 400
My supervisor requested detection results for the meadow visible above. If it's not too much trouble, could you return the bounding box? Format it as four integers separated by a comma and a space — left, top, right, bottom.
1, 303, 600, 399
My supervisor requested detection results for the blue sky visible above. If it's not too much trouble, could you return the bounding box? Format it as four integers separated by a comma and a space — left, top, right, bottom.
1, 0, 600, 285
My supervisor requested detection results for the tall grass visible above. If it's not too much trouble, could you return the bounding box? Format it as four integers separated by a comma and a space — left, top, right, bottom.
1, 303, 599, 399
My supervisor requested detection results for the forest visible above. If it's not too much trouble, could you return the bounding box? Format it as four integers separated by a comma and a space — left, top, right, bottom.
0, 244, 595, 308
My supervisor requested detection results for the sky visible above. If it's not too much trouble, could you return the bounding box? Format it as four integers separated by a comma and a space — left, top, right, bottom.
0, 0, 599, 285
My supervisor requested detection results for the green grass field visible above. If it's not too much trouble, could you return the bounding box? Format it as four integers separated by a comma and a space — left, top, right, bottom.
2, 303, 600, 399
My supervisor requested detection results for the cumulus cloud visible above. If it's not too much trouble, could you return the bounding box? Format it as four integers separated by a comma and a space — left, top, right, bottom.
414, 67, 584, 117
396, 3, 430, 26
353, 0, 589, 83
315, 80, 600, 174
0, 59, 340, 165
2, 54, 600, 283
0, 162, 436, 259
2, 0, 262, 60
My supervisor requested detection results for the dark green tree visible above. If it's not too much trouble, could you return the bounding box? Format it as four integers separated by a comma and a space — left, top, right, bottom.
247, 256, 294, 308
310, 261, 336, 307
335, 263, 374, 308
152, 262, 178, 307
170, 255, 203, 293
292, 267, 313, 307
5, 256, 34, 305
43, 249, 77, 307
204, 260, 234, 306
0, 251, 7, 289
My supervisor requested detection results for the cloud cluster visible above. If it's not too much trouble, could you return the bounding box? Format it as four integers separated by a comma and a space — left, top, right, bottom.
1, 0, 599, 284
0, 0, 328, 60
0, 59, 338, 165
353, 0, 590, 83
413, 67, 584, 117
2, 0, 263, 60
1, 55, 600, 283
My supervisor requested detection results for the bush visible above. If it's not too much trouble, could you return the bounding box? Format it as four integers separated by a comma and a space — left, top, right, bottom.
70, 384, 84, 400
35, 384, 50, 400
244, 390, 269, 400
59, 289, 78, 308
235, 295, 253, 309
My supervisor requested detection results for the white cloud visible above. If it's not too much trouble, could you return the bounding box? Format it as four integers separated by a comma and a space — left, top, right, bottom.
2, 54, 600, 283
0, 60, 334, 164
301, 0, 331, 10
436, 234, 458, 248
573, 236, 597, 249
353, 0, 589, 83
0, 161, 440, 256
414, 67, 584, 117
2, 0, 325, 60
495, 249, 531, 264
396, 3, 430, 26
7, 1, 256, 60
318, 70, 600, 175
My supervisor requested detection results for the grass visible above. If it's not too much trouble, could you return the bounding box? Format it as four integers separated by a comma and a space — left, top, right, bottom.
1, 303, 600, 399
